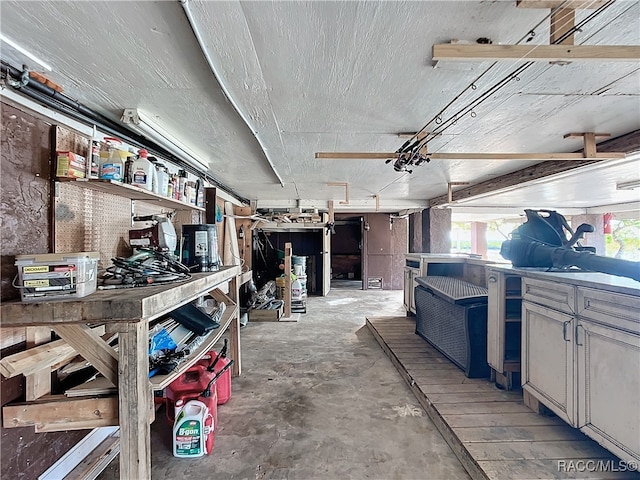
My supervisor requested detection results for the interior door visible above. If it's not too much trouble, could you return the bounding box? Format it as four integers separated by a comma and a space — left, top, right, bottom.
322, 227, 331, 296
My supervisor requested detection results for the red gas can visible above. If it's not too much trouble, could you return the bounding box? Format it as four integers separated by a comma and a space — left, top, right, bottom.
166, 364, 216, 424
197, 351, 232, 405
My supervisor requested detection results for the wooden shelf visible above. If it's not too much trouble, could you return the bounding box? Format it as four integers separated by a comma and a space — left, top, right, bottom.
57, 178, 205, 211
150, 303, 237, 390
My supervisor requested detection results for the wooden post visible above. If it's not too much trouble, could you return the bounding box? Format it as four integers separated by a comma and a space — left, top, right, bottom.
471, 222, 488, 259
284, 242, 292, 318
228, 275, 241, 377
117, 321, 150, 480
204, 187, 217, 224
25, 327, 51, 401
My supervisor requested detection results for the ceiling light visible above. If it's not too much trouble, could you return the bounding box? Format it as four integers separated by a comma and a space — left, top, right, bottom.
0, 34, 52, 71
121, 108, 209, 172
617, 180, 640, 191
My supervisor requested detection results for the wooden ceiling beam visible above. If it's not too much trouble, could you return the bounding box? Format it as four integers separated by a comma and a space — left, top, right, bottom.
315, 152, 625, 160
432, 44, 640, 62
516, 0, 610, 8
429, 159, 603, 207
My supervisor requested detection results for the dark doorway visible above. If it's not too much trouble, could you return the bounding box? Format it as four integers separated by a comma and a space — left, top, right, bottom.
331, 216, 363, 289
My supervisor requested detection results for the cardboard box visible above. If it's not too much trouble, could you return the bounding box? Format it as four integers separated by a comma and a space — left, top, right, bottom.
250, 305, 284, 322
57, 151, 86, 178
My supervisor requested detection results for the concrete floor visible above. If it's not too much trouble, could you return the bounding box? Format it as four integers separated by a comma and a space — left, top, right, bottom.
98, 284, 470, 480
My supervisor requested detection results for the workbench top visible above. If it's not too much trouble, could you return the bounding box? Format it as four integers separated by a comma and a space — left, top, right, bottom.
0, 266, 241, 326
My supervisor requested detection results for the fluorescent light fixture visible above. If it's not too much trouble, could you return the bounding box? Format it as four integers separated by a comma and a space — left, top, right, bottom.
121, 108, 209, 171
617, 180, 640, 191
0, 34, 52, 71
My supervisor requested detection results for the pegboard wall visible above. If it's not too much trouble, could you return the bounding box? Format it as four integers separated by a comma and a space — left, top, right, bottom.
53, 125, 210, 269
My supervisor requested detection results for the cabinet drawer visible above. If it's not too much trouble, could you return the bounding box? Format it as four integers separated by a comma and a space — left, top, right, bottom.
577, 287, 640, 334
522, 278, 575, 314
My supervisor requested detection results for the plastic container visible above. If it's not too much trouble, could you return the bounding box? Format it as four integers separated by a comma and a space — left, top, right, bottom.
172, 399, 215, 458
297, 274, 307, 296
14, 252, 99, 302
99, 138, 124, 181
291, 278, 303, 300
155, 163, 169, 197
130, 149, 154, 191
292, 256, 306, 274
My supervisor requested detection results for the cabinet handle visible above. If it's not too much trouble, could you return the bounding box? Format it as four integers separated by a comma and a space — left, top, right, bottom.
562, 320, 571, 342
575, 324, 585, 346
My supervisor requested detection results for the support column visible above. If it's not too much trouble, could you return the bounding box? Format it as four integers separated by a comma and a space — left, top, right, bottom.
421, 208, 451, 253
471, 222, 488, 259
570, 214, 605, 254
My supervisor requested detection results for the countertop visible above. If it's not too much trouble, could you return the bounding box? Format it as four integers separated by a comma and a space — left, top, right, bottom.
486, 264, 640, 297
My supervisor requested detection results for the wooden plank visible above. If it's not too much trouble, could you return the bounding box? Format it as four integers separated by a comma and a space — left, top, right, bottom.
429, 159, 604, 206
0, 267, 241, 326
284, 243, 292, 318
432, 44, 640, 62
53, 324, 118, 386
64, 431, 120, 480
584, 132, 597, 158
67, 438, 120, 479
25, 326, 52, 401
436, 401, 532, 415
0, 325, 105, 378
466, 439, 610, 461
550, 8, 575, 45
3, 395, 118, 429
228, 275, 241, 376
117, 320, 150, 480
65, 376, 117, 397
365, 318, 490, 480
443, 412, 565, 428
517, 0, 610, 8
428, 392, 522, 403
478, 458, 640, 480
316, 151, 625, 160
419, 383, 512, 394
456, 425, 588, 443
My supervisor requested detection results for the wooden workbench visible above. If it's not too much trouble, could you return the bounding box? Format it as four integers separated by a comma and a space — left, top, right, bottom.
1, 265, 241, 479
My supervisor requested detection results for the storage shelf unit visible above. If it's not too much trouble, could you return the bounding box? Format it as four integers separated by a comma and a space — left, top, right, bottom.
487, 267, 522, 390
57, 178, 205, 211
0, 267, 241, 480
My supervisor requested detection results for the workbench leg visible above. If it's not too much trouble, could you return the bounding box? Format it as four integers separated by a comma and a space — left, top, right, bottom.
118, 321, 150, 480
229, 275, 241, 376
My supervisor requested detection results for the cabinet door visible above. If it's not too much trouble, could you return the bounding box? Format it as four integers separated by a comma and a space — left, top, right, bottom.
576, 319, 640, 463
410, 269, 418, 314
522, 301, 576, 425
403, 268, 411, 312
487, 271, 505, 372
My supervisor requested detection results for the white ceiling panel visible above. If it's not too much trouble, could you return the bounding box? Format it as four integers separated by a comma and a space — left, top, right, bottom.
0, 0, 638, 217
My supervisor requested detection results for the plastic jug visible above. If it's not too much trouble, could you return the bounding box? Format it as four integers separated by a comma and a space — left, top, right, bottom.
99, 137, 124, 181
131, 149, 154, 191
172, 399, 214, 458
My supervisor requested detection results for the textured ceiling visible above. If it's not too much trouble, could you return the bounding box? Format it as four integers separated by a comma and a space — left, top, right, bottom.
1, 0, 638, 219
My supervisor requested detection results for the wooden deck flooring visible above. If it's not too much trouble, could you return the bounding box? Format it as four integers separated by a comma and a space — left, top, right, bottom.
366, 316, 639, 480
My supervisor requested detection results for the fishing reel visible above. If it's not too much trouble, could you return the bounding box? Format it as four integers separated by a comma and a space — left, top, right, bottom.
385, 150, 430, 173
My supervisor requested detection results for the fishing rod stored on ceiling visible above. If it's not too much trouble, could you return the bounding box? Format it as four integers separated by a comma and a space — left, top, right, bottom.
0, 60, 249, 205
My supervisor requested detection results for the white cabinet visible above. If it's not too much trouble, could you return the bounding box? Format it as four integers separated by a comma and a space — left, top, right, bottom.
403, 266, 419, 314
576, 319, 640, 462
522, 300, 575, 426
487, 269, 522, 389
521, 275, 640, 464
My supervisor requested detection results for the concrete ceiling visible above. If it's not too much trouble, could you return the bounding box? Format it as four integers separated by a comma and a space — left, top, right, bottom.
1, 0, 639, 221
